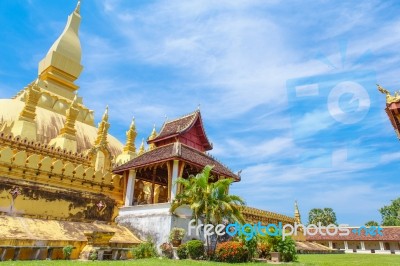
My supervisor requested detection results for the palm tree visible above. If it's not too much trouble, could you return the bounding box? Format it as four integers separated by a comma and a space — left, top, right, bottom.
308, 207, 337, 226
170, 165, 245, 253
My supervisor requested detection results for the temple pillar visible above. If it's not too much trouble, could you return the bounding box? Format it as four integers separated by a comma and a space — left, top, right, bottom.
125, 170, 136, 206
47, 248, 53, 260
361, 241, 365, 251
112, 250, 119, 260
151, 168, 156, 204
328, 241, 333, 249
344, 241, 348, 250
13, 248, 21, 261
31, 247, 42, 260
170, 160, 179, 201
1, 248, 7, 261
379, 241, 384, 251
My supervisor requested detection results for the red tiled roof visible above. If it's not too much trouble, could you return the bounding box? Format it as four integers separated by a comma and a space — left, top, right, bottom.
306, 227, 400, 241
149, 110, 213, 150
386, 103, 400, 139
156, 112, 198, 139
113, 142, 239, 180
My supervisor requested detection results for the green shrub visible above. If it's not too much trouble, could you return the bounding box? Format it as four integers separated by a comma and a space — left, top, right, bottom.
62, 245, 74, 260
177, 243, 188, 259
238, 227, 258, 261
131, 241, 157, 259
269, 236, 297, 262
89, 250, 97, 261
186, 240, 204, 260
257, 242, 271, 259
215, 241, 249, 263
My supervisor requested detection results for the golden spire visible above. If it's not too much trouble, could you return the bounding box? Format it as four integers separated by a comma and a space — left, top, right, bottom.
294, 200, 301, 224
59, 95, 79, 136
48, 95, 80, 153
75, 1, 81, 14
94, 106, 110, 146
102, 105, 109, 122
123, 117, 137, 153
38, 1, 83, 100
148, 124, 157, 150
115, 117, 138, 165
138, 139, 145, 155
10, 80, 41, 141
18, 80, 41, 122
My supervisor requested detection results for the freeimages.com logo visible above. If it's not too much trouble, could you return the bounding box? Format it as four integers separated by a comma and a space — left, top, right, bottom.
286, 45, 380, 167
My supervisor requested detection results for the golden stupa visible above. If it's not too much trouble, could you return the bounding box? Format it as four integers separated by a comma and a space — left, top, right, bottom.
0, 2, 140, 261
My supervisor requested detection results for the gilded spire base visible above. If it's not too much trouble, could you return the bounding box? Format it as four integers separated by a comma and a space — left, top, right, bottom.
48, 97, 80, 153
10, 83, 41, 141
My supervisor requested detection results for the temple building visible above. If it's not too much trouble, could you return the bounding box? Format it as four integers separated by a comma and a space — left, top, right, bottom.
307, 227, 400, 254
0, 1, 300, 260
113, 110, 297, 246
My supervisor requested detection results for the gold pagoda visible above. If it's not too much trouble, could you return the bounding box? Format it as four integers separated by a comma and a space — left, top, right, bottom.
0, 2, 140, 261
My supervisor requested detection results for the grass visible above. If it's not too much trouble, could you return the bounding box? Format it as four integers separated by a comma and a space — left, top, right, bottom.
297, 254, 399, 266
0, 254, 399, 265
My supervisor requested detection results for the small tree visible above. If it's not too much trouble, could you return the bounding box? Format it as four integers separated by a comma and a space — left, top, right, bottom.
365, 220, 379, 226
238, 226, 258, 261
170, 165, 245, 256
62, 245, 74, 260
131, 240, 157, 259
89, 250, 98, 261
380, 197, 400, 226
268, 236, 297, 262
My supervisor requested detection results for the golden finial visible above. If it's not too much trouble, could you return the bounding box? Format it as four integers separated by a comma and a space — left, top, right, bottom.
377, 84, 390, 95
75, 1, 81, 14
138, 139, 145, 155
130, 117, 136, 130
94, 106, 110, 146
102, 105, 109, 122
148, 124, 157, 151
377, 84, 400, 104
149, 124, 157, 140
123, 117, 137, 153
72, 94, 78, 107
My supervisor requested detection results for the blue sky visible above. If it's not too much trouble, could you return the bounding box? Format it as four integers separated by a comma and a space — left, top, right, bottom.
1, 0, 400, 226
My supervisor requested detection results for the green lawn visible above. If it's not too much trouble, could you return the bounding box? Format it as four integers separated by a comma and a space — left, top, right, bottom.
0, 254, 399, 265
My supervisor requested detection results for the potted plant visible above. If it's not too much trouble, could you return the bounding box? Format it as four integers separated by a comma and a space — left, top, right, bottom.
268, 236, 282, 262
160, 242, 173, 259
270, 249, 281, 262
169, 227, 186, 247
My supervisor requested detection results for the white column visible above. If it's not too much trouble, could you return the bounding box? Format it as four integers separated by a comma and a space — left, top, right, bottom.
344, 241, 348, 250
170, 160, 179, 201
328, 241, 333, 249
124, 170, 136, 206
361, 241, 365, 251
379, 241, 384, 251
